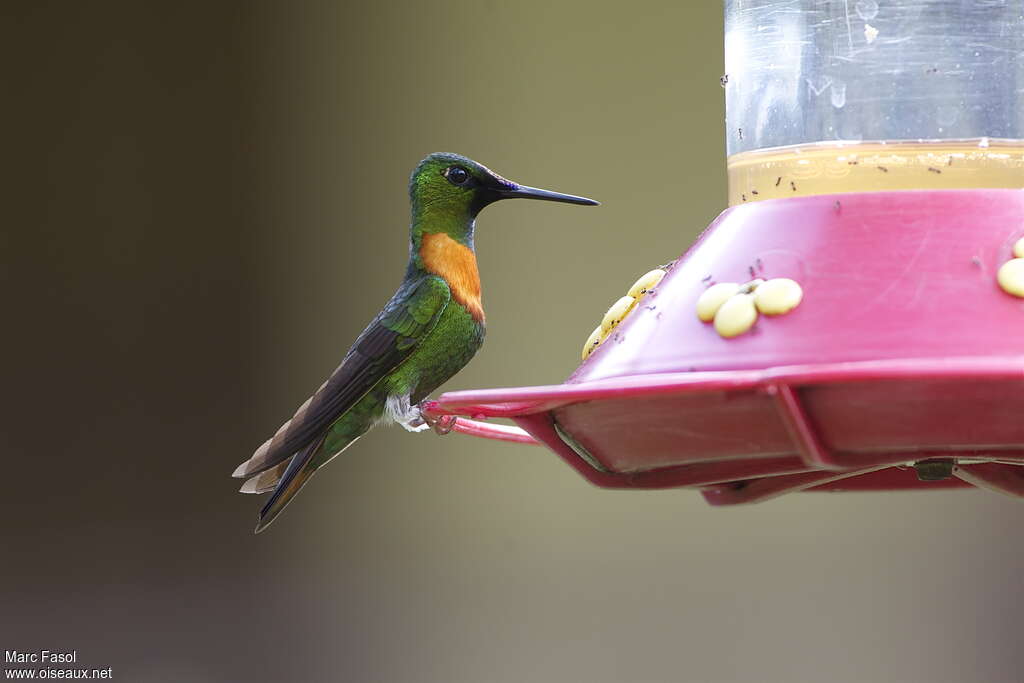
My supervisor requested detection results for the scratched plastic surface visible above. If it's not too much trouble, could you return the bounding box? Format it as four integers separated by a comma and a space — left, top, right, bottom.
572, 190, 1024, 382
724, 0, 1024, 155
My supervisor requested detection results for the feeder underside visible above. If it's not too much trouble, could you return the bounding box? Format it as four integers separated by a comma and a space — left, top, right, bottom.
429, 358, 1024, 505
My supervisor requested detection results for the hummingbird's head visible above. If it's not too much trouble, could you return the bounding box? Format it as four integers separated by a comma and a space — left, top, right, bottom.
409, 153, 598, 222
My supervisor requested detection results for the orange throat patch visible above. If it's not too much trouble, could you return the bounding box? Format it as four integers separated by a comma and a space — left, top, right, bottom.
419, 232, 484, 322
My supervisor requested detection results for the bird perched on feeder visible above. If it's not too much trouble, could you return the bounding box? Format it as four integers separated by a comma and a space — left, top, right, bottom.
232, 153, 598, 532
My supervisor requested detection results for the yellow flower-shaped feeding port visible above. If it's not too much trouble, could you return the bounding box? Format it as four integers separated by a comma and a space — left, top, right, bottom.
697, 277, 803, 339
714, 293, 758, 338
753, 277, 803, 315
582, 268, 667, 360
696, 283, 741, 322
998, 259, 1024, 298
627, 269, 666, 298
996, 237, 1024, 299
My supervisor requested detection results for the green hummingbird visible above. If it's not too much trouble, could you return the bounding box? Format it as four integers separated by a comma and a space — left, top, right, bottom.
233, 153, 598, 533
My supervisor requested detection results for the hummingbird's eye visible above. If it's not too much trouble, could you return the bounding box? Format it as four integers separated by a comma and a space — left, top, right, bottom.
445, 166, 471, 186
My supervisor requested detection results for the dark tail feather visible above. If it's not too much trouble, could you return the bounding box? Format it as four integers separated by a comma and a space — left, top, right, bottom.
255, 439, 321, 534
253, 434, 360, 534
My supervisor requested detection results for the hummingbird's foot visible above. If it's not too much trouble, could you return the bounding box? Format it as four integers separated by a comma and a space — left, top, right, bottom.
387, 393, 431, 432
425, 413, 456, 436
407, 401, 456, 435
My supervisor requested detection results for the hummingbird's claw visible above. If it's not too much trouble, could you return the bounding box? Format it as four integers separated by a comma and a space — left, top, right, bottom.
416, 403, 456, 436
429, 415, 457, 436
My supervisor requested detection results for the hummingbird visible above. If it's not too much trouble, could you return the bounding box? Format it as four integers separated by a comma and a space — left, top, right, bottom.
233, 153, 598, 533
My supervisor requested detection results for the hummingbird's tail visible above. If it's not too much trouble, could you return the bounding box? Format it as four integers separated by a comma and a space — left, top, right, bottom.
237, 460, 289, 494
251, 434, 360, 534
253, 440, 319, 534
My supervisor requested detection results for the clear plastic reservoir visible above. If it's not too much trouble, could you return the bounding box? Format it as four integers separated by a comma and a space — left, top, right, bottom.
723, 0, 1024, 205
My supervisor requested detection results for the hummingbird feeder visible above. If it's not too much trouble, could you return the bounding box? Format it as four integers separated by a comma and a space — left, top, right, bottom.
425, 0, 1024, 504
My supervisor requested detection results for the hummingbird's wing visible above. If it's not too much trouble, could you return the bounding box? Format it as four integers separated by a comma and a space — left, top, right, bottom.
233, 275, 451, 481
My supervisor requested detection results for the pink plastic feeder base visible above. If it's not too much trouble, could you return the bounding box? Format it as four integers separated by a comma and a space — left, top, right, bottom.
427, 190, 1024, 504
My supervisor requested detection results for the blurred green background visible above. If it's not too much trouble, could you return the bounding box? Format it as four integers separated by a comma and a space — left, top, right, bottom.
4, 2, 1023, 682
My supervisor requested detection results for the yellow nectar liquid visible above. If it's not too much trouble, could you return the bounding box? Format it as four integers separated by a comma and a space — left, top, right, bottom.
727, 139, 1024, 206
